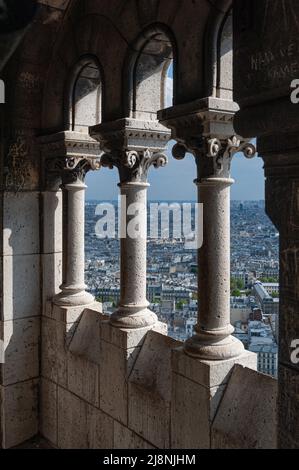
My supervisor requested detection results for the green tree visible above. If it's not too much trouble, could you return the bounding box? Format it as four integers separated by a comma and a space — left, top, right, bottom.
231, 278, 244, 294
231, 288, 241, 297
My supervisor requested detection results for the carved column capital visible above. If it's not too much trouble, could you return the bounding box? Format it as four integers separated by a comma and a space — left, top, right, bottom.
101, 148, 167, 184
39, 131, 102, 189
90, 118, 171, 184
173, 135, 256, 179
158, 98, 256, 179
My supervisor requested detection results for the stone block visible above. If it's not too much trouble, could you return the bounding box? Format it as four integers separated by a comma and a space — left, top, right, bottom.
40, 378, 58, 446
1, 317, 40, 386
42, 191, 62, 254
99, 339, 140, 425
42, 253, 63, 308
67, 352, 99, 407
129, 384, 170, 449
2, 254, 41, 321
57, 386, 89, 449
51, 304, 85, 325
100, 320, 167, 350
278, 365, 299, 449
171, 372, 225, 449
41, 316, 67, 387
172, 347, 257, 388
113, 421, 155, 450
57, 387, 114, 449
130, 331, 181, 400
0, 379, 38, 449
212, 365, 278, 449
68, 305, 107, 365
87, 405, 114, 449
3, 192, 39, 256
128, 332, 181, 448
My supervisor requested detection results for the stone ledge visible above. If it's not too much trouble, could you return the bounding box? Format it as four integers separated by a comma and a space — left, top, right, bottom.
100, 320, 167, 350
172, 347, 257, 389
212, 365, 278, 449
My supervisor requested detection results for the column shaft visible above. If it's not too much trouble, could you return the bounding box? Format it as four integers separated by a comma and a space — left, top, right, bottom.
54, 179, 94, 307
185, 175, 245, 360
198, 178, 232, 333
110, 182, 157, 328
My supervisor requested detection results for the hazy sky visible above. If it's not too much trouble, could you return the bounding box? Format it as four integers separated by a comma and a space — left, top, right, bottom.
86, 144, 265, 201
86, 67, 265, 201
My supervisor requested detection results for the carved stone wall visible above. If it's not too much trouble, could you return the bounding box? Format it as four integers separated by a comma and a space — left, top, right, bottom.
233, 0, 299, 449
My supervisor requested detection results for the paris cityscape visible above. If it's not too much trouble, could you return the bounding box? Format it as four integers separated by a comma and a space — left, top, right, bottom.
85, 199, 279, 378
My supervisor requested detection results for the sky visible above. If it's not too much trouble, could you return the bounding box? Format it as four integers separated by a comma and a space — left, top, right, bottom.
86, 144, 265, 201
86, 65, 265, 202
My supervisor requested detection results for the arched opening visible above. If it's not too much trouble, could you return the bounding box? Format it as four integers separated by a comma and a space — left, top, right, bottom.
125, 26, 175, 119
68, 57, 102, 133
212, 9, 279, 378
216, 9, 233, 99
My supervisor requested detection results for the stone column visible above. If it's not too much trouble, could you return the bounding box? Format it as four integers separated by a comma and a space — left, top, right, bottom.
115, 180, 156, 328
158, 98, 257, 449
189, 138, 255, 359
159, 98, 255, 360
55, 170, 93, 306
90, 118, 170, 329
40, 132, 101, 307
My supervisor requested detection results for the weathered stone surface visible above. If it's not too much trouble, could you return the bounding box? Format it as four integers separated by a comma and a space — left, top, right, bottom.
68, 305, 107, 365
3, 192, 40, 256
128, 332, 181, 448
100, 320, 167, 350
42, 253, 63, 308
99, 338, 140, 425
130, 331, 180, 400
46, 303, 84, 324
57, 386, 89, 449
128, 386, 170, 449
234, 0, 299, 106
172, 347, 257, 388
278, 365, 299, 449
41, 316, 67, 387
40, 378, 58, 447
67, 353, 99, 407
2, 254, 41, 321
42, 191, 63, 254
87, 404, 114, 449
212, 365, 277, 449
113, 421, 155, 450
0, 379, 38, 449
171, 372, 225, 449
1, 317, 40, 385
57, 387, 113, 449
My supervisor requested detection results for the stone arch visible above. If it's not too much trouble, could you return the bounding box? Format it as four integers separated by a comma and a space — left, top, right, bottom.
123, 23, 177, 119
66, 55, 103, 133
41, 11, 116, 132
204, 0, 232, 98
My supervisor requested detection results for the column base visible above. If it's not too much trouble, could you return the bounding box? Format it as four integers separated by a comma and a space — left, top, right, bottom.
110, 305, 158, 329
53, 290, 94, 307
184, 334, 245, 361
